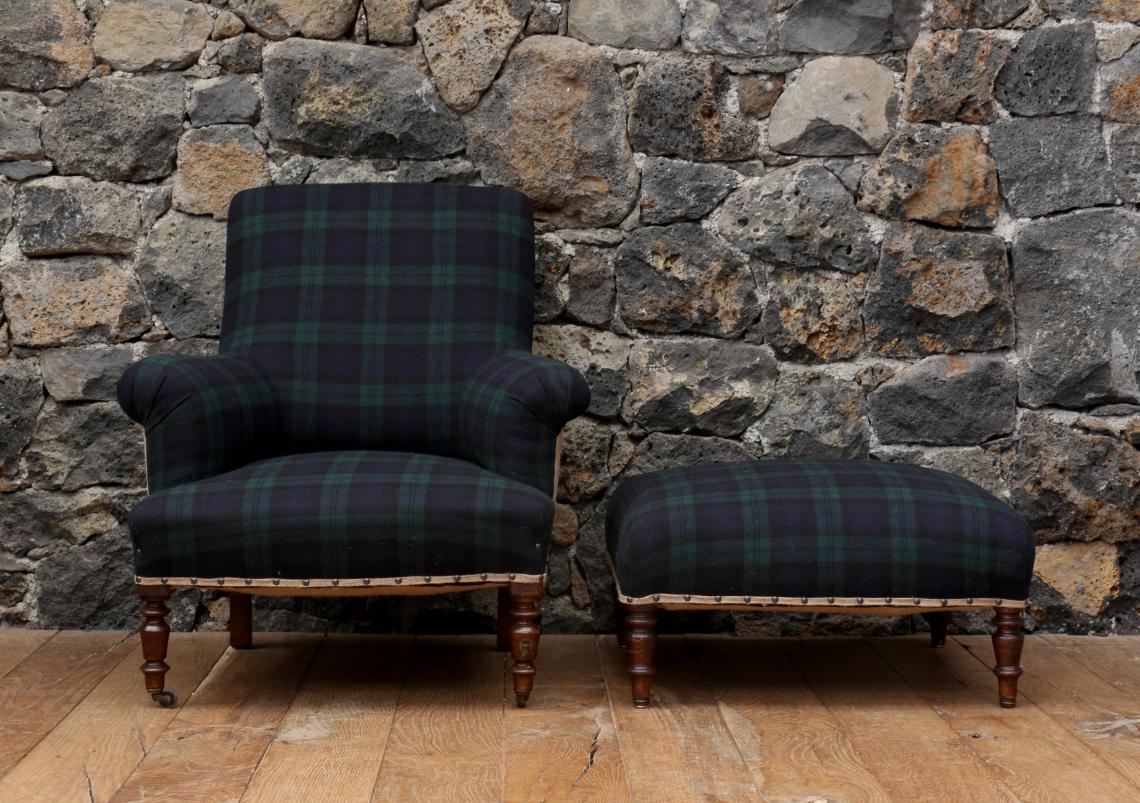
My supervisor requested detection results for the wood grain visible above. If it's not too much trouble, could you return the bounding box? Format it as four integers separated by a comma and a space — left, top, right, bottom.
110, 634, 322, 803
242, 635, 411, 802
0, 632, 228, 803
787, 637, 1015, 802
0, 630, 132, 778
0, 630, 56, 681
690, 635, 892, 802
370, 636, 504, 803
873, 635, 1140, 802
597, 636, 762, 802
503, 636, 629, 803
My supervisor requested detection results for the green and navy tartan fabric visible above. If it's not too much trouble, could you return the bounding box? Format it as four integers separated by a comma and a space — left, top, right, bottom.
458, 349, 589, 495
118, 354, 278, 492
606, 460, 1035, 601
129, 451, 555, 579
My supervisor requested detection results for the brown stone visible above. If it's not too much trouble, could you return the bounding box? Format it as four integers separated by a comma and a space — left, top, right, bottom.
0, 0, 94, 91
552, 503, 578, 546
558, 417, 613, 503
232, 0, 360, 40
173, 125, 271, 219
93, 0, 212, 72
903, 30, 1012, 124
932, 0, 1029, 28
415, 0, 528, 111
1101, 45, 1140, 123
1033, 542, 1120, 616
858, 126, 999, 229
365, 0, 418, 44
738, 73, 784, 118
758, 269, 864, 364
1, 253, 149, 347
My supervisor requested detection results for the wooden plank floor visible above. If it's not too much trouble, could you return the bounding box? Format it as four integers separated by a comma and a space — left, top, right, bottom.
0, 631, 1136, 802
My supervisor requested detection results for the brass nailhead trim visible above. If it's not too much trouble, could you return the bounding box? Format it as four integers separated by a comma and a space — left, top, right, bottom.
653, 595, 661, 602
771, 596, 779, 604
827, 597, 835, 604
395, 577, 403, 584
913, 597, 921, 605
244, 578, 252, 585
453, 575, 461, 583
966, 597, 974, 604
940, 598, 948, 606
363, 578, 371, 585
217, 578, 224, 586
714, 595, 722, 602
302, 579, 310, 586
272, 578, 280, 585
743, 596, 751, 604
332, 579, 339, 586
160, 578, 168, 584
509, 573, 517, 580
424, 577, 432, 583
190, 577, 198, 585
480, 573, 488, 581
801, 597, 808, 604
683, 594, 691, 601
996, 599, 1003, 606
626, 596, 634, 603
885, 596, 892, 603
856, 597, 864, 605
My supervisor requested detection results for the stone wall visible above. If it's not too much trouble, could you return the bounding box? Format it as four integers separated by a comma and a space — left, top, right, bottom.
1, 0, 1137, 637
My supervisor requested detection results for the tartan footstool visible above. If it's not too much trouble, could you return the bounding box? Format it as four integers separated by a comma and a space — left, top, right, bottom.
605, 459, 1036, 708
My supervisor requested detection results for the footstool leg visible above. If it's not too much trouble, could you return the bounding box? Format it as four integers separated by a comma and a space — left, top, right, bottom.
992, 607, 1024, 708
922, 612, 948, 648
509, 581, 542, 707
626, 605, 657, 708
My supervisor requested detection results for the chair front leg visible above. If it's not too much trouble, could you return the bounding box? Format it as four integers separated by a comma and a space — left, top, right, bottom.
509, 581, 542, 707
992, 606, 1025, 708
138, 586, 176, 707
626, 604, 658, 708
229, 592, 252, 649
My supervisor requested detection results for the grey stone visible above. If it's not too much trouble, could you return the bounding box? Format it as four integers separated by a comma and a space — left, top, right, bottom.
264, 39, 464, 159
415, 0, 529, 112
527, 2, 563, 34
1039, 0, 1140, 21
41, 75, 185, 181
188, 76, 261, 126
0, 160, 51, 180
306, 157, 396, 184
618, 431, 754, 477
1110, 124, 1140, 202
137, 211, 227, 339
16, 176, 140, 256
903, 30, 1012, 123
394, 157, 479, 184
534, 234, 570, 322
857, 125, 999, 228
0, 357, 43, 475
216, 32, 264, 73
1011, 411, 1140, 544
754, 370, 870, 458
1100, 44, 1140, 124
628, 57, 760, 161
466, 36, 638, 228
758, 268, 863, 363
0, 91, 43, 161
568, 0, 681, 49
21, 399, 145, 490
138, 185, 173, 230
532, 324, 633, 418
1, 254, 150, 347
565, 245, 615, 327
0, 183, 12, 237
93, 0, 212, 72
231, 0, 360, 40
1013, 209, 1140, 407
780, 0, 922, 54
768, 56, 897, 155
995, 23, 1096, 116
623, 338, 778, 436
0, 0, 93, 91
0, 487, 118, 557
874, 445, 1004, 497
931, 0, 1029, 28
555, 228, 624, 246
39, 345, 135, 401
615, 223, 760, 338
863, 224, 1013, 357
682, 0, 778, 56
558, 417, 613, 502
714, 164, 878, 274
34, 528, 141, 628
365, 0, 418, 44
638, 157, 739, 225
868, 354, 1018, 445
988, 115, 1113, 217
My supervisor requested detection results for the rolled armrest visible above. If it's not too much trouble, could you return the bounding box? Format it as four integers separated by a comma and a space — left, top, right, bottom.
457, 349, 590, 495
117, 353, 278, 492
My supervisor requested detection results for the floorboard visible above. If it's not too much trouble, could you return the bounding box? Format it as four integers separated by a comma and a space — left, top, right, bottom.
0, 630, 56, 681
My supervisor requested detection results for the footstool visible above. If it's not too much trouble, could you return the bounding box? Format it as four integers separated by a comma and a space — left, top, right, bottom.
605, 459, 1036, 708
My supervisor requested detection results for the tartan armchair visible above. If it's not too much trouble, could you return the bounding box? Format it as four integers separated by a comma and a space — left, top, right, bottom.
118, 184, 589, 707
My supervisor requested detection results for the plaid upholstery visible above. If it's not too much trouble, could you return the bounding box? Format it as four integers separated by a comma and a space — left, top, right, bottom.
222, 183, 536, 455
606, 460, 1035, 601
117, 354, 278, 492
458, 349, 590, 495
129, 451, 555, 579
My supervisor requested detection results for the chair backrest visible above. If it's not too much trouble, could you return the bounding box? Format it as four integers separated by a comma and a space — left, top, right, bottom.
221, 183, 535, 456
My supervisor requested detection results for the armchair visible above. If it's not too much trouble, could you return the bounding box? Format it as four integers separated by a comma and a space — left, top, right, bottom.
118, 183, 589, 707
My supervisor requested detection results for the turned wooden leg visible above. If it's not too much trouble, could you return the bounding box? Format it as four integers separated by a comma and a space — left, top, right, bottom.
922, 611, 948, 648
496, 586, 512, 652
229, 592, 252, 650
138, 586, 176, 708
626, 605, 657, 708
509, 582, 542, 707
992, 606, 1025, 708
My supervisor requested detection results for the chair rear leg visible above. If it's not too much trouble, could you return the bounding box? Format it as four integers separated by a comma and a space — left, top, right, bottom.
496, 586, 512, 652
138, 586, 176, 707
229, 592, 253, 650
509, 582, 542, 707
922, 611, 948, 648
626, 604, 658, 708
992, 606, 1025, 708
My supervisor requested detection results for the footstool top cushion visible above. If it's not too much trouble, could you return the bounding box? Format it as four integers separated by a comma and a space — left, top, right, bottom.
605, 459, 1034, 608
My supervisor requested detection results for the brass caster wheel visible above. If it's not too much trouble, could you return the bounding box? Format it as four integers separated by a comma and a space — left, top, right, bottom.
151, 690, 177, 708
515, 694, 528, 708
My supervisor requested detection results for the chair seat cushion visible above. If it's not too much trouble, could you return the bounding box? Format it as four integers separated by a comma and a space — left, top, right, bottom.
605, 459, 1035, 603
129, 451, 555, 580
